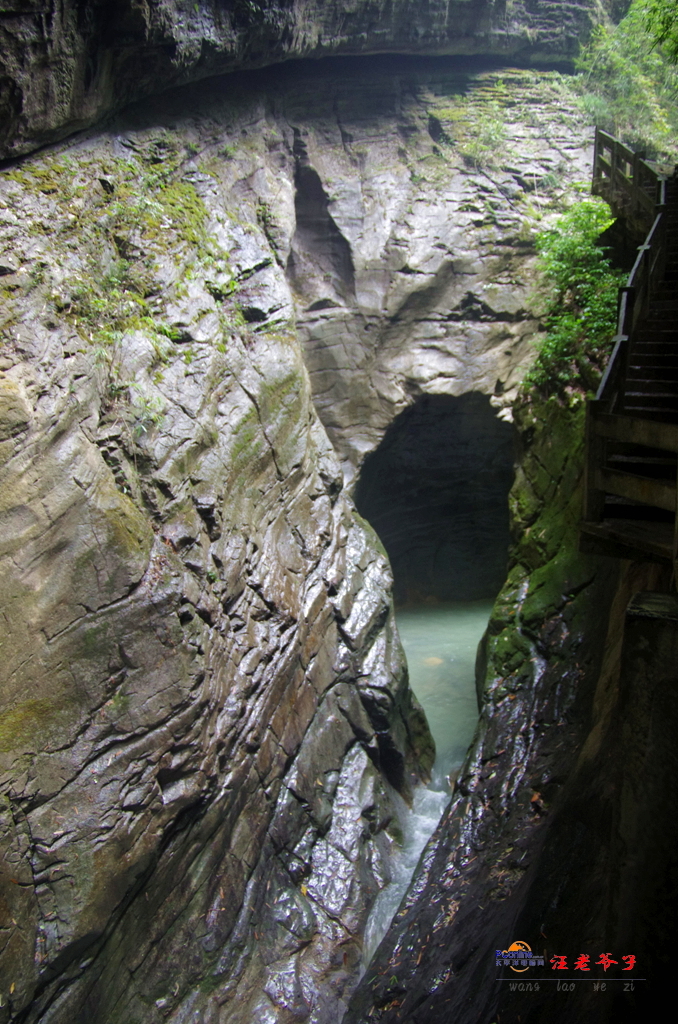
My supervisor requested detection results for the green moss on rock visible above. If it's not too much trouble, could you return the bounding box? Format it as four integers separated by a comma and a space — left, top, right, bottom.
0, 697, 78, 754
479, 391, 610, 702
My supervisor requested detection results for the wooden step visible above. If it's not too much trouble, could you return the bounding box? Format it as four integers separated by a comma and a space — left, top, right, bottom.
602, 495, 675, 521
629, 354, 678, 365
590, 410, 678, 450
628, 376, 678, 384
630, 344, 678, 356
596, 467, 677, 511
607, 454, 677, 481
621, 407, 678, 423
580, 518, 674, 563
648, 300, 678, 312
626, 379, 678, 388
628, 368, 678, 378
635, 322, 678, 332
635, 328, 678, 340
624, 389, 678, 400
626, 391, 678, 400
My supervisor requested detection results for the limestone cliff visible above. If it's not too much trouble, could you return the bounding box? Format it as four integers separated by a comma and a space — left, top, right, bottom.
345, 393, 666, 1023
0, 70, 438, 1024
0, 0, 622, 161
0, 49, 603, 1024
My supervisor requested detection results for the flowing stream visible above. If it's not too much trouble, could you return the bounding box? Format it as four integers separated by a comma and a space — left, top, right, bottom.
362, 599, 494, 966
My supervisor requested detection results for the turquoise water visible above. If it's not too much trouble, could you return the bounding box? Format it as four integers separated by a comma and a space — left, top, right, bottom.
362, 600, 493, 965
398, 600, 494, 785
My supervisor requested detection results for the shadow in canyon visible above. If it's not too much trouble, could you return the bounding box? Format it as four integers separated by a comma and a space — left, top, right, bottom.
354, 392, 514, 604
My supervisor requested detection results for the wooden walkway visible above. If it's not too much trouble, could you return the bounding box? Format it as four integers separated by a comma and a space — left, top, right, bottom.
581, 129, 678, 569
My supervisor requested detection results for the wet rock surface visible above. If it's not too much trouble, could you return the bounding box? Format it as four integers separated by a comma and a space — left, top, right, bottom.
0, 48, 608, 1024
344, 395, 662, 1023
287, 60, 595, 480
0, 0, 620, 161
0, 83, 434, 1022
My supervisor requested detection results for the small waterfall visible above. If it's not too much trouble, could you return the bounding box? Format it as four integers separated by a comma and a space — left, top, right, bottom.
362, 600, 494, 967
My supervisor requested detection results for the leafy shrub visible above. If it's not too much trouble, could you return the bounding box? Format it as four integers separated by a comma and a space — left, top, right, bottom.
575, 0, 678, 159
643, 0, 678, 63
130, 386, 166, 437
459, 104, 508, 169
523, 197, 624, 397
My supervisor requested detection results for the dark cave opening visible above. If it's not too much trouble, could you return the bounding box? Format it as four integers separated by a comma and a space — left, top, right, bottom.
354, 393, 515, 605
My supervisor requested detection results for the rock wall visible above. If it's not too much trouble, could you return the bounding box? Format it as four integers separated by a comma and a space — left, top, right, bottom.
286, 61, 594, 480
0, 0, 623, 161
0, 77, 438, 1024
0, 52, 603, 1024
345, 393, 666, 1023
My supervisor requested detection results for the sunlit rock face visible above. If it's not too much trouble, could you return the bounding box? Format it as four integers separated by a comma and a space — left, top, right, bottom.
0, 50, 597, 1024
288, 60, 594, 481
0, 0, 621, 160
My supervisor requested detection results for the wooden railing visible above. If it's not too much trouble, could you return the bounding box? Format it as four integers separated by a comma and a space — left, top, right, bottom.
595, 212, 667, 410
592, 128, 665, 236
582, 130, 675, 568
592, 129, 667, 411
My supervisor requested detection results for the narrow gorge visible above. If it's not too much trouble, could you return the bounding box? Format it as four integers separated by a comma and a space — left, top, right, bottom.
0, 2, 669, 1023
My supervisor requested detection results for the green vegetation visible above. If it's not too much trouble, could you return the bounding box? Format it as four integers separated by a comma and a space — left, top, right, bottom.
0, 131, 245, 453
130, 386, 166, 437
458, 103, 509, 169
643, 0, 678, 62
523, 196, 623, 397
481, 391, 604, 707
108, 689, 130, 715
427, 97, 510, 171
575, 0, 678, 158
5, 136, 216, 367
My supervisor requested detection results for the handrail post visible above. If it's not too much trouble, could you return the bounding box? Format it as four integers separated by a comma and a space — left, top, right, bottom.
593, 127, 602, 186
584, 401, 606, 523
633, 150, 641, 221
593, 126, 599, 176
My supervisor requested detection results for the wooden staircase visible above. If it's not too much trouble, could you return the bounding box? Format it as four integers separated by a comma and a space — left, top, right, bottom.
581, 130, 678, 572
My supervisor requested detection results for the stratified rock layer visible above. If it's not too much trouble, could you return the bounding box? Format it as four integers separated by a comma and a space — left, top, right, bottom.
284, 61, 594, 480
0, 55, 598, 1024
0, 85, 434, 1024
0, 0, 621, 160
